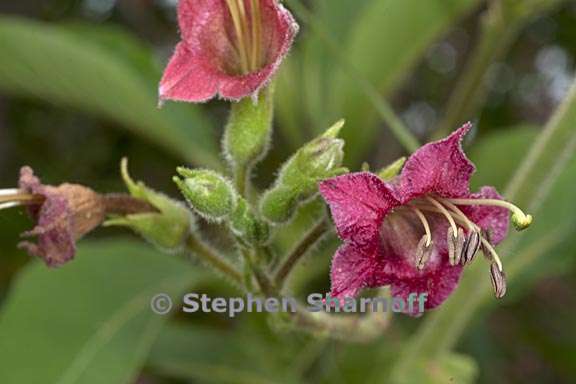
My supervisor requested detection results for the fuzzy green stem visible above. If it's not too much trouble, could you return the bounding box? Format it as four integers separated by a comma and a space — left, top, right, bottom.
185, 236, 243, 285
274, 219, 328, 288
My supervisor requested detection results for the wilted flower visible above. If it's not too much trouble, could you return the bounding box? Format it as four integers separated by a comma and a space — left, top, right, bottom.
159, 0, 298, 103
319, 123, 532, 314
1, 167, 156, 267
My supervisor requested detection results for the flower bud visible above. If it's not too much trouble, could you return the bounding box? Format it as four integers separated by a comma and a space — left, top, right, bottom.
261, 120, 348, 223
173, 168, 237, 221
104, 158, 193, 252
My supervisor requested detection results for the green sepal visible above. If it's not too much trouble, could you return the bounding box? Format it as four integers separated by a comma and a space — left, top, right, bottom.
377, 156, 406, 181
261, 120, 348, 224
104, 158, 193, 252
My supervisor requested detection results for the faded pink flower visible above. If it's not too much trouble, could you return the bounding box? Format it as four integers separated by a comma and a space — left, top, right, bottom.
15, 167, 107, 267
159, 0, 298, 103
319, 123, 532, 315
0, 167, 157, 267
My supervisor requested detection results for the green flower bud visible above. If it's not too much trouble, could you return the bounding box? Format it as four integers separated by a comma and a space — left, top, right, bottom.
223, 87, 273, 170
377, 157, 406, 181
229, 198, 270, 245
104, 158, 193, 252
261, 120, 348, 223
173, 168, 237, 221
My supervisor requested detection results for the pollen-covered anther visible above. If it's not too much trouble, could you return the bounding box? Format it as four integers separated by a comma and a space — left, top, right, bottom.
447, 226, 466, 266
415, 235, 433, 270
490, 263, 507, 299
461, 230, 481, 265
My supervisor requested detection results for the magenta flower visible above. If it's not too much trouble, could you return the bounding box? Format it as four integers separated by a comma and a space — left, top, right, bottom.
319, 123, 532, 314
159, 0, 298, 103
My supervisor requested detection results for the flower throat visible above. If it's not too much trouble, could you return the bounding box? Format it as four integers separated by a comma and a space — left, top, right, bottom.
224, 0, 264, 74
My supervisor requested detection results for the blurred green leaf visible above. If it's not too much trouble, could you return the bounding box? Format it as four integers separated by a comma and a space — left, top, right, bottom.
390, 353, 478, 384
0, 240, 196, 384
332, 0, 480, 162
149, 323, 299, 384
0, 17, 220, 167
469, 126, 538, 190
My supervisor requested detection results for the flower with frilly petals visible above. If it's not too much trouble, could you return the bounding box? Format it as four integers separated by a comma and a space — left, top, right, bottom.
159, 0, 298, 103
319, 123, 532, 315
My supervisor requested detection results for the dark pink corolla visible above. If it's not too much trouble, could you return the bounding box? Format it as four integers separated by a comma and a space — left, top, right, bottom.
319, 123, 532, 315
159, 0, 298, 103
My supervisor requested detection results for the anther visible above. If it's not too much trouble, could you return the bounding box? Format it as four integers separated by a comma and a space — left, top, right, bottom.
461, 230, 481, 265
490, 263, 507, 299
447, 227, 465, 266
415, 235, 433, 270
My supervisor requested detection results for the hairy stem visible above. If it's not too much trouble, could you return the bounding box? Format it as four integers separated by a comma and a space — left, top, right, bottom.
185, 236, 243, 285
274, 219, 329, 288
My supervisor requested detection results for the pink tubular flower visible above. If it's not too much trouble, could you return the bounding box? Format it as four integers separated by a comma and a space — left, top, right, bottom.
159, 0, 299, 103
319, 123, 532, 315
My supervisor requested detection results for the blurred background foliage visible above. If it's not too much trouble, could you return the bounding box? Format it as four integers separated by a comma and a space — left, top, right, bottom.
0, 0, 575, 383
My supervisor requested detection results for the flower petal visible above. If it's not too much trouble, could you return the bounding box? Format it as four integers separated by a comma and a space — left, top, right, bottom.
159, 43, 220, 103
319, 172, 398, 244
398, 122, 475, 201
390, 263, 463, 315
330, 243, 388, 298
18, 167, 76, 267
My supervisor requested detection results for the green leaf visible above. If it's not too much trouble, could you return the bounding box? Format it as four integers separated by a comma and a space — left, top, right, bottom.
332, 0, 480, 161
0, 240, 196, 384
148, 323, 299, 384
391, 353, 478, 384
0, 17, 220, 167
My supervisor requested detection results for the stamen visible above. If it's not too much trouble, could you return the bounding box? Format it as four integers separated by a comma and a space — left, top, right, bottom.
415, 235, 433, 270
410, 206, 432, 246
426, 197, 458, 238
443, 197, 533, 231
0, 188, 21, 196
490, 263, 507, 299
447, 227, 465, 266
249, 0, 262, 70
461, 230, 481, 265
480, 237, 503, 272
225, 0, 250, 73
0, 190, 44, 210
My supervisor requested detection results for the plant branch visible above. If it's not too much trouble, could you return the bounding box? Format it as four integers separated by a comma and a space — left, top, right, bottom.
274, 218, 329, 288
185, 235, 243, 285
